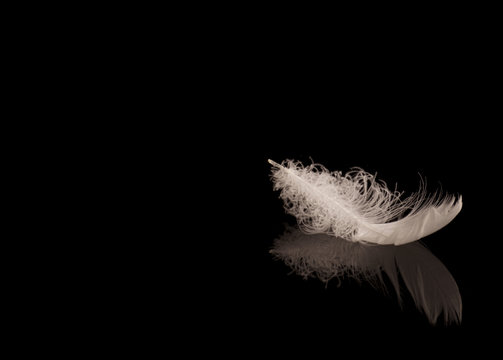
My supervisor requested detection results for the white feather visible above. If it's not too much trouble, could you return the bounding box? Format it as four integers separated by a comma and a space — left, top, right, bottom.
268, 159, 462, 245
271, 227, 462, 325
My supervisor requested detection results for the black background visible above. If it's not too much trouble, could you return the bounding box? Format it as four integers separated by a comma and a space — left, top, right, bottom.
131, 13, 501, 354
189, 48, 500, 353
18, 5, 502, 356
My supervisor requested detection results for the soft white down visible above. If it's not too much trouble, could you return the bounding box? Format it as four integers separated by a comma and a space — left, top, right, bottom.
269, 159, 462, 245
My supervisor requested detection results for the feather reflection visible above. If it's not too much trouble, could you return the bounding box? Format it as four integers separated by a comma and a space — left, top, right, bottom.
271, 226, 462, 325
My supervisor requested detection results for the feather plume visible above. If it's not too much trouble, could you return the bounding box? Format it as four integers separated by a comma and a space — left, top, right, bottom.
268, 159, 462, 245
271, 227, 462, 325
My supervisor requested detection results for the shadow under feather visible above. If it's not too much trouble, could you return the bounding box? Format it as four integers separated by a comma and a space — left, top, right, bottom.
270, 226, 462, 325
